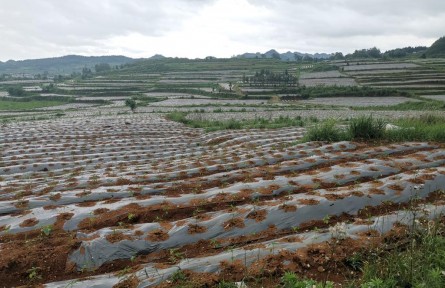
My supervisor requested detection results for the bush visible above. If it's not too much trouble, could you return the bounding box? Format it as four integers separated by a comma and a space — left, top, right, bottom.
360, 228, 445, 287
348, 116, 386, 140
7, 86, 27, 97
281, 272, 334, 288
304, 121, 350, 142
385, 116, 445, 142
125, 98, 137, 112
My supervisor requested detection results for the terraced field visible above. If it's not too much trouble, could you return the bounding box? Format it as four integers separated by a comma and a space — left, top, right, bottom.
343, 60, 445, 95
1, 57, 445, 287
1, 113, 445, 287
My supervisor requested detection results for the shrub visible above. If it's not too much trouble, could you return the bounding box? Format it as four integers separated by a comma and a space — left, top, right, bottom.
7, 86, 27, 97
304, 121, 350, 142
281, 272, 334, 288
348, 116, 386, 140
125, 98, 137, 112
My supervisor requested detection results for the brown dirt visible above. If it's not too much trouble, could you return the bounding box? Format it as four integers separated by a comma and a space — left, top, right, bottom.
279, 204, 297, 212
223, 218, 245, 230
246, 209, 268, 222
146, 229, 170, 242
187, 224, 208, 234
106, 232, 133, 243
19, 218, 39, 228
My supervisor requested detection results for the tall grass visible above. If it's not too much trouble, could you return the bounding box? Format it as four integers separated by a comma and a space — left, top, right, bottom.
348, 116, 386, 140
166, 112, 306, 132
304, 120, 351, 142
305, 115, 445, 143
358, 216, 445, 288
383, 115, 445, 142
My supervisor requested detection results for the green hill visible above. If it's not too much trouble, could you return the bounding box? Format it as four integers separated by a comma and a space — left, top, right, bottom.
426, 36, 445, 58
0, 55, 137, 75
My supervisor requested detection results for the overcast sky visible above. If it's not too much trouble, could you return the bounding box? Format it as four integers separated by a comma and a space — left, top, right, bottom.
1, 0, 444, 61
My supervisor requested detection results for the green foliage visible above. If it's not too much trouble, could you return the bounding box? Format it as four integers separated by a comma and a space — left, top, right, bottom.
0, 55, 134, 75
346, 47, 382, 59
281, 272, 334, 288
306, 64, 339, 72
304, 120, 350, 142
166, 112, 305, 132
94, 63, 112, 73
348, 116, 386, 140
385, 115, 445, 142
130, 95, 167, 106
297, 86, 410, 99
6, 85, 27, 96
360, 230, 445, 287
169, 269, 187, 283
27, 266, 42, 281
384, 46, 427, 58
426, 36, 445, 58
40, 83, 56, 93
244, 69, 297, 87
0, 99, 68, 111
40, 225, 53, 237
125, 98, 137, 112
353, 100, 445, 111
216, 281, 239, 288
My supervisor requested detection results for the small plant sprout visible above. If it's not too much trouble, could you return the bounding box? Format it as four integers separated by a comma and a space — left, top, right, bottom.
27, 266, 41, 281
127, 213, 136, 221
168, 248, 184, 263
41, 225, 53, 237
323, 214, 331, 224
210, 238, 222, 249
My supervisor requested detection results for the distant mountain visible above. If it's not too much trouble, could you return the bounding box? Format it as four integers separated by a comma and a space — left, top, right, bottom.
235, 49, 331, 61
0, 55, 138, 75
426, 36, 445, 58
148, 54, 166, 60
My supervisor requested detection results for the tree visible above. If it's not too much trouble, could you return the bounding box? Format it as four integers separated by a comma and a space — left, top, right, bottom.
81, 67, 93, 79
7, 86, 26, 96
94, 63, 111, 73
330, 52, 344, 60
125, 99, 137, 113
40, 83, 56, 93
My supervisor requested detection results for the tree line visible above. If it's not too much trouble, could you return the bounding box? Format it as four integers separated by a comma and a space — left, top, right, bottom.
242, 69, 297, 87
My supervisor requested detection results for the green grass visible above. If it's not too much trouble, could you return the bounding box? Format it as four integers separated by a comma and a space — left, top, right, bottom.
357, 216, 445, 288
385, 115, 445, 142
348, 116, 386, 140
281, 272, 333, 287
166, 111, 306, 132
303, 120, 351, 142
353, 100, 445, 111
167, 112, 445, 143
305, 115, 445, 143
0, 99, 68, 110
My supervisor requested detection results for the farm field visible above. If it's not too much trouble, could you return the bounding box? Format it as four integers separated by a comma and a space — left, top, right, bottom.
1, 57, 445, 287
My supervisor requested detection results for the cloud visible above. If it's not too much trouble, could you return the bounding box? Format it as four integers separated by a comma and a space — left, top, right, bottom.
0, 0, 444, 61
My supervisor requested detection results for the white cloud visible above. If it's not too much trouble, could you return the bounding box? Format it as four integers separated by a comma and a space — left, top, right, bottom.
0, 0, 444, 61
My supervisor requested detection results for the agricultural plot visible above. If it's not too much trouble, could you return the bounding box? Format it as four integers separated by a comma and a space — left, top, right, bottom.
1, 113, 445, 287
421, 95, 445, 102
343, 60, 445, 95
1, 57, 445, 287
148, 98, 266, 107
299, 71, 357, 87
299, 97, 419, 107
185, 109, 442, 122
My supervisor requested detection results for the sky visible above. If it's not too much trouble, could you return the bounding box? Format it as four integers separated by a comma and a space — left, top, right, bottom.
0, 0, 444, 61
